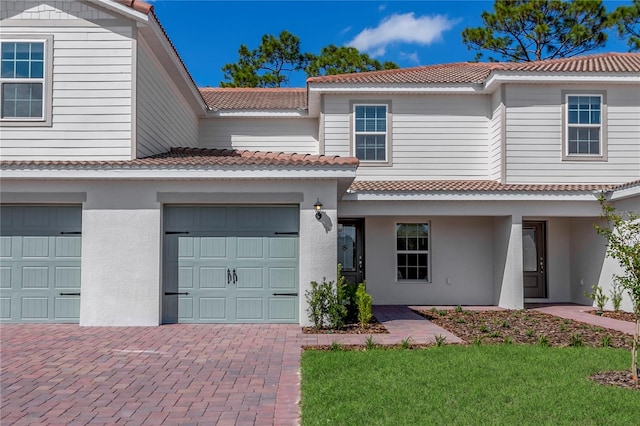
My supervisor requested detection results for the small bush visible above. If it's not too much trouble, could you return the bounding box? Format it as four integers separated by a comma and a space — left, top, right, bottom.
330, 340, 343, 351
538, 335, 550, 347
454, 305, 463, 313
473, 336, 483, 346
401, 337, 412, 349
601, 335, 612, 347
365, 335, 376, 351
570, 333, 584, 347
434, 334, 447, 347
585, 284, 609, 312
610, 281, 624, 312
479, 324, 489, 333
503, 336, 513, 345
525, 329, 535, 337
355, 282, 373, 326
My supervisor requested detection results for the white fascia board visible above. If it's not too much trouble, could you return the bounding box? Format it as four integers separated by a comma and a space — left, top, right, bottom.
342, 192, 599, 202
208, 110, 309, 118
0, 168, 356, 181
484, 72, 640, 92
609, 185, 640, 201
87, 0, 149, 23
308, 84, 484, 94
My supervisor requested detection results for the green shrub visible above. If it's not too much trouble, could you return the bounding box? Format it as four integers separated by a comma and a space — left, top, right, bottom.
538, 335, 550, 347
585, 284, 609, 312
306, 278, 347, 329
365, 335, 376, 351
355, 282, 373, 326
434, 335, 447, 347
570, 333, 584, 347
610, 281, 624, 312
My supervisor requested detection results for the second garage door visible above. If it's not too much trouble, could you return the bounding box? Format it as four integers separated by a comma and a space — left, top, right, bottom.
163, 205, 299, 323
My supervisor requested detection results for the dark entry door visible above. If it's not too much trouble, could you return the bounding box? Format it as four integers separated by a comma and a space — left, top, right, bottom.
337, 219, 364, 285
523, 221, 547, 298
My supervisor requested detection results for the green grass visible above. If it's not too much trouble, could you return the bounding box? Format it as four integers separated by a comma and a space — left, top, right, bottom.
301, 345, 639, 425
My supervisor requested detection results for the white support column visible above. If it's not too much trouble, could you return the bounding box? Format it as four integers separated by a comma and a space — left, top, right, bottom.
80, 183, 161, 326
493, 215, 524, 309
298, 183, 338, 326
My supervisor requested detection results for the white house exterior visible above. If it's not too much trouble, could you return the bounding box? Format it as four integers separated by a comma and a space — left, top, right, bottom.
1, 0, 638, 326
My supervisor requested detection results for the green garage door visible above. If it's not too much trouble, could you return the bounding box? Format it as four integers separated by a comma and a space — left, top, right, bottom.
0, 206, 82, 323
163, 205, 299, 323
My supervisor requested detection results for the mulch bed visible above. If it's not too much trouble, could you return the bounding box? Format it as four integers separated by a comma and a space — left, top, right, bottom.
302, 318, 388, 334
589, 371, 640, 391
586, 309, 637, 323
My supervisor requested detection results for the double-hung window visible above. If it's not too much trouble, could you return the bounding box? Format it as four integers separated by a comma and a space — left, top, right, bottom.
396, 223, 430, 282
1, 39, 48, 122
565, 94, 605, 158
354, 104, 387, 162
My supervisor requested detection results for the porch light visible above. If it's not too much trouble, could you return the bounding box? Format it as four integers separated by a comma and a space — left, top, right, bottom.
314, 199, 323, 220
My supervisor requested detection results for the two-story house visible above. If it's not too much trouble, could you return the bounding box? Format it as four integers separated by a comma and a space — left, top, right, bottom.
1, 0, 638, 326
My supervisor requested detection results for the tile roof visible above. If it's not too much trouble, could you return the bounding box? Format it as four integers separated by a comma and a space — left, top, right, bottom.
348, 180, 612, 193
308, 52, 640, 85
200, 88, 308, 110
114, 0, 153, 15
0, 148, 358, 169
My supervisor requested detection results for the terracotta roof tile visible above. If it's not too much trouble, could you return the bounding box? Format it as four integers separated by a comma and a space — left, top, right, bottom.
114, 0, 153, 15
0, 148, 358, 169
348, 180, 612, 193
200, 88, 307, 110
308, 53, 640, 85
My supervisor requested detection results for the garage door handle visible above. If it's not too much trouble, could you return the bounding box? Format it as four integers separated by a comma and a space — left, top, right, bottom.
164, 292, 189, 295
165, 231, 190, 235
273, 293, 298, 296
233, 269, 237, 284
227, 269, 232, 284
60, 232, 81, 235
59, 292, 80, 296
274, 232, 298, 235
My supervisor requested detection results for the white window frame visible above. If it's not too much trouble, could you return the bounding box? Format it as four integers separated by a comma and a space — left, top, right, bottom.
395, 222, 431, 283
562, 91, 607, 161
0, 35, 53, 127
352, 102, 391, 165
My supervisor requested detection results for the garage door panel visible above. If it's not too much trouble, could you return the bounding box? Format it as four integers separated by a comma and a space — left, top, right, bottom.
236, 267, 263, 289
21, 297, 49, 319
164, 205, 298, 324
236, 238, 263, 258
269, 238, 296, 258
269, 298, 297, 320
269, 268, 296, 290
200, 237, 227, 258
178, 266, 195, 288
178, 297, 195, 320
0, 206, 81, 323
0, 298, 10, 319
199, 267, 226, 289
54, 296, 80, 319
55, 266, 81, 289
0, 237, 11, 257
22, 237, 50, 257
236, 298, 263, 320
55, 237, 81, 257
199, 297, 226, 320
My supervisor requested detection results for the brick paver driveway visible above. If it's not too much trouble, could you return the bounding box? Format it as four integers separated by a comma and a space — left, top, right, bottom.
1, 307, 459, 425
1, 324, 301, 425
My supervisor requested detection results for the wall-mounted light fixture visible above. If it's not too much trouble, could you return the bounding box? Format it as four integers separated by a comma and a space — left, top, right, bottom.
314, 198, 323, 220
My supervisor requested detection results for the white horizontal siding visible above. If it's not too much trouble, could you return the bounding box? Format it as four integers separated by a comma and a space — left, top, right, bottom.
135, 38, 199, 157
0, 2, 134, 160
199, 118, 319, 154
323, 94, 490, 180
505, 84, 640, 184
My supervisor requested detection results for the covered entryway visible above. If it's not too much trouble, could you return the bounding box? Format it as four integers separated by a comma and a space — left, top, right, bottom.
0, 205, 82, 323
162, 205, 299, 323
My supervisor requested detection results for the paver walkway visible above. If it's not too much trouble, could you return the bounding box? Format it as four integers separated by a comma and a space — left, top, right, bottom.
531, 304, 636, 335
0, 306, 454, 425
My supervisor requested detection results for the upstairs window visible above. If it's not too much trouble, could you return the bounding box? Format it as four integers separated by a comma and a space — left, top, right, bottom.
1, 40, 47, 121
566, 95, 603, 156
354, 104, 387, 162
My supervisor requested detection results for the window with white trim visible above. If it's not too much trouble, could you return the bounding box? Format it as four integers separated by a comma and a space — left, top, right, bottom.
1, 41, 46, 120
566, 95, 602, 156
396, 223, 430, 282
354, 104, 387, 161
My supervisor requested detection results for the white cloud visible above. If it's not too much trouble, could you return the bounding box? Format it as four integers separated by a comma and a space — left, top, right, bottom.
400, 51, 420, 64
378, 4, 387, 11
340, 26, 352, 35
347, 13, 459, 57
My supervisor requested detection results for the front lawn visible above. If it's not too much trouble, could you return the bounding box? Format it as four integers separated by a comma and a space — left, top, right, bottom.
301, 345, 639, 425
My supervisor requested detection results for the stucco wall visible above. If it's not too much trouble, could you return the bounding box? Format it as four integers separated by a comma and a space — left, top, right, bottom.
1, 178, 341, 326
363, 216, 495, 305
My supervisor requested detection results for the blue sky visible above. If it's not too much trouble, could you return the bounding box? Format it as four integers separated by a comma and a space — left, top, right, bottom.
150, 0, 633, 88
